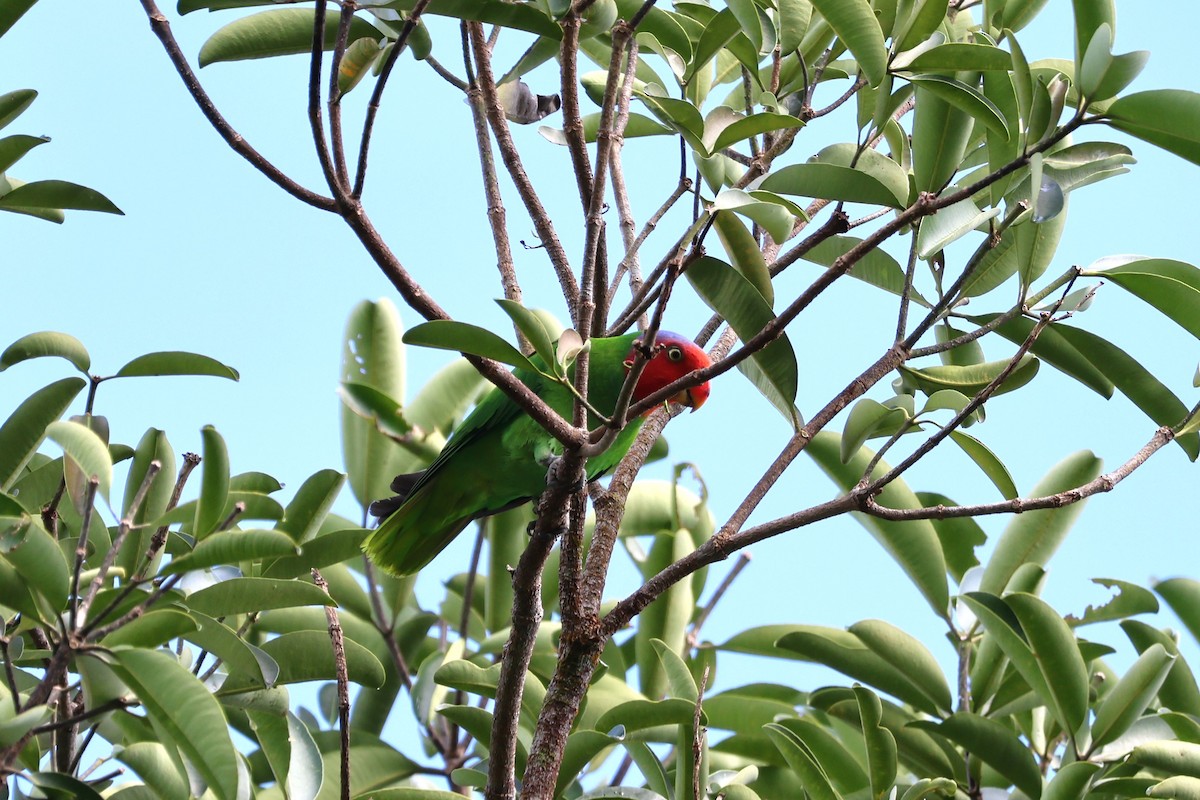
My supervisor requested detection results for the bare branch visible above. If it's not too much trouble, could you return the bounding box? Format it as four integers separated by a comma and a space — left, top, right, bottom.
137, 0, 336, 210
313, 570, 351, 800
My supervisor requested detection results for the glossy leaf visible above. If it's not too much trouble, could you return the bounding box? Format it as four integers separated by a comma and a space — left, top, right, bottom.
801, 235, 927, 304
114, 351, 239, 380
403, 320, 536, 372
808, 431, 949, 617
850, 619, 952, 713
45, 419, 112, 502
776, 626, 943, 714
187, 577, 335, 617
0, 89, 36, 130
1007, 592, 1090, 738
102, 609, 196, 649
1122, 620, 1200, 715
198, 9, 383, 66
1041, 761, 1100, 800
917, 197, 1001, 259
1051, 323, 1200, 459
340, 298, 407, 510
909, 74, 1009, 138
912, 82, 973, 192
248, 710, 322, 800
711, 210, 774, 303
964, 315, 1112, 398
810, 0, 886, 85
164, 529, 298, 575
913, 713, 1041, 797
979, 450, 1102, 593
650, 638, 699, 702
0, 331, 90, 373
382, 0, 560, 38
948, 431, 1018, 499
226, 631, 385, 690
1067, 578, 1159, 627
636, 92, 707, 153
1134, 742, 1200, 780
111, 649, 240, 800
760, 162, 906, 208
899, 355, 1040, 398
764, 722, 842, 800
0, 377, 85, 491
1, 517, 68, 614
1156, 579, 1200, 644
275, 469, 346, 543
1086, 258, 1200, 341
898, 43, 1012, 72
114, 741, 190, 800
194, 424, 230, 539
1107, 90, 1200, 167
1091, 643, 1176, 749
0, 179, 122, 214
685, 256, 800, 427
187, 613, 279, 690
711, 111, 805, 153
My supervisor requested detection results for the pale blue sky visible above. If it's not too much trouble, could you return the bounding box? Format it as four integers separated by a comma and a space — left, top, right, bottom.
2, 0, 1197, 704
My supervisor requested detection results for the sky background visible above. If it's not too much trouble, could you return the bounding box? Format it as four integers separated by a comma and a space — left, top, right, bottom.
2, 0, 1198, 743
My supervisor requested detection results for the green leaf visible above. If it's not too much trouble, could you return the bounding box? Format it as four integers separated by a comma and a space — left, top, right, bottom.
1155, 578, 1200, 645
186, 577, 336, 617
0, 377, 86, 491
760, 162, 906, 208
711, 111, 806, 152
1007, 592, 1090, 739
810, 0, 886, 85
114, 350, 239, 380
979, 450, 1102, 593
912, 82, 973, 192
811, 143, 911, 208
650, 638, 699, 702
635, 92, 707, 153
187, 613, 280, 690
711, 210, 774, 303
1085, 258, 1200, 341
1133, 742, 1200, 780
916, 197, 1001, 259
248, 710, 322, 800
275, 469, 346, 544
912, 713, 1041, 797
595, 698, 701, 733
764, 722, 842, 800
850, 619, 952, 713
1147, 777, 1200, 800
1042, 762, 1101, 800
403, 320, 536, 372
917, 491, 983, 582
807, 431, 949, 617
840, 398, 910, 462
193, 425, 230, 539
224, 631, 385, 690
381, 0, 560, 38
909, 74, 1009, 138
164, 529, 298, 575
635, 528, 696, 699
24, 773, 105, 800
854, 686, 898, 800
45, 419, 112, 502
897, 43, 1013, 72
340, 298, 407, 510
899, 355, 1040, 398
114, 742, 190, 800
0, 89, 36, 130
198, 8, 383, 66
1107, 90, 1200, 167
0, 179, 122, 214
111, 649, 240, 800
1051, 323, 1200, 459
712, 190, 798, 248
1066, 578, 1160, 627
102, 609, 197, 649
964, 315, 1112, 398
948, 431, 1018, 499
1091, 643, 1176, 749
1, 518, 69, 614
496, 298, 561, 373
801, 235, 926, 303
776, 626, 944, 714
0, 331, 89, 374
684, 256, 800, 428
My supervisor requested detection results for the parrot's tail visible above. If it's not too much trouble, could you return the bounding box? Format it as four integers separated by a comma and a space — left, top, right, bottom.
362, 485, 473, 577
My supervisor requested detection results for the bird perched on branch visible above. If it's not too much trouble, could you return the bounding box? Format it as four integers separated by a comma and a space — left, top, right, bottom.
363, 331, 711, 576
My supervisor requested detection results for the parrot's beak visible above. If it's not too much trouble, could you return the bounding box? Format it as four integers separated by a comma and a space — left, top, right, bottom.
672, 381, 710, 410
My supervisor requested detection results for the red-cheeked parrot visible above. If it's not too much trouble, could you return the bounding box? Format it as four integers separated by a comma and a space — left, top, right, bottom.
363, 331, 712, 576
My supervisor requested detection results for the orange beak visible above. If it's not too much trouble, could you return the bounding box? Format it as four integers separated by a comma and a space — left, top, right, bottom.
672, 381, 710, 410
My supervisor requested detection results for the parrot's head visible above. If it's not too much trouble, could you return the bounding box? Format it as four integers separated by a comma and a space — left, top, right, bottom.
628, 331, 712, 411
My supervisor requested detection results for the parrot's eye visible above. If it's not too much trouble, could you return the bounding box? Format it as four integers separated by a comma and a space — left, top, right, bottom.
666, 346, 683, 362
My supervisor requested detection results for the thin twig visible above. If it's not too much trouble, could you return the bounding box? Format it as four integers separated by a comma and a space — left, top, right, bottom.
313, 569, 351, 800
68, 478, 100, 633
688, 553, 751, 646
137, 0, 336, 210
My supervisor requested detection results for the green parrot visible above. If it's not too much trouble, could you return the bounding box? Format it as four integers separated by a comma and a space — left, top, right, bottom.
363, 330, 712, 576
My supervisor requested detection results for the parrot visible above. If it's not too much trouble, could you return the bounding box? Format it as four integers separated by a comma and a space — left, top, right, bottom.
363, 330, 712, 576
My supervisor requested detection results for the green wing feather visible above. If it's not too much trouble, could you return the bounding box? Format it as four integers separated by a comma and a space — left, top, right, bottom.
364, 334, 642, 576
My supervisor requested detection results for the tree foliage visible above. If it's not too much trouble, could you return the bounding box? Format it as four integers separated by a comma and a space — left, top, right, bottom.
4, 0, 1200, 799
